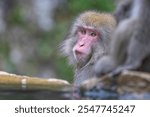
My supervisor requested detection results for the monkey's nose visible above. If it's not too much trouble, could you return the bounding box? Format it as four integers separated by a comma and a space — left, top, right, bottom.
79, 40, 85, 47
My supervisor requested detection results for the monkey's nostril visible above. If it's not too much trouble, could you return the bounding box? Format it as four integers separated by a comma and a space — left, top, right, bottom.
80, 44, 84, 47
79, 41, 84, 46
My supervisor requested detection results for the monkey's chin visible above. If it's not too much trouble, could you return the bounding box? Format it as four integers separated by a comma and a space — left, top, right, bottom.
76, 54, 92, 68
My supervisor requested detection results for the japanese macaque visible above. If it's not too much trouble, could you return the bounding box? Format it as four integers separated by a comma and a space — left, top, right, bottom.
114, 0, 133, 23
95, 0, 150, 77
61, 11, 116, 86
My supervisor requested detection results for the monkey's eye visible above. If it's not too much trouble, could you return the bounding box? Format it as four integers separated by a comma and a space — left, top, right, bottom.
90, 32, 97, 37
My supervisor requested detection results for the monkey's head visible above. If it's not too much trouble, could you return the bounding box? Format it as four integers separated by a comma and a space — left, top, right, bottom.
114, 0, 133, 23
61, 11, 116, 68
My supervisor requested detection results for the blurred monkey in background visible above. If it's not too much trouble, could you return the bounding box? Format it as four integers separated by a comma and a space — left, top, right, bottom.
95, 0, 150, 77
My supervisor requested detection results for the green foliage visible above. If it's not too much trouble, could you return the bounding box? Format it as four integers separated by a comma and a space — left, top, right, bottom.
67, 0, 115, 15
0, 41, 9, 57
55, 57, 73, 83
54, 24, 74, 82
7, 6, 25, 26
37, 21, 69, 58
36, 21, 74, 82
0, 41, 17, 72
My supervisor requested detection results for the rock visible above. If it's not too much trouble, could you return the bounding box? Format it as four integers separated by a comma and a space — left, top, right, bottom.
1, 70, 150, 99
79, 71, 150, 99
0, 71, 72, 99
0, 71, 71, 91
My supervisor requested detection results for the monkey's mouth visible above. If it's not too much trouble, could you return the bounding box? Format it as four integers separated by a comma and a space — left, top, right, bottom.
75, 51, 82, 58
75, 50, 92, 66
75, 50, 88, 60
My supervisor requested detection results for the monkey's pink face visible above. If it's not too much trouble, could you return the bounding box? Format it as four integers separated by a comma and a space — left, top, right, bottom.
73, 27, 99, 61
